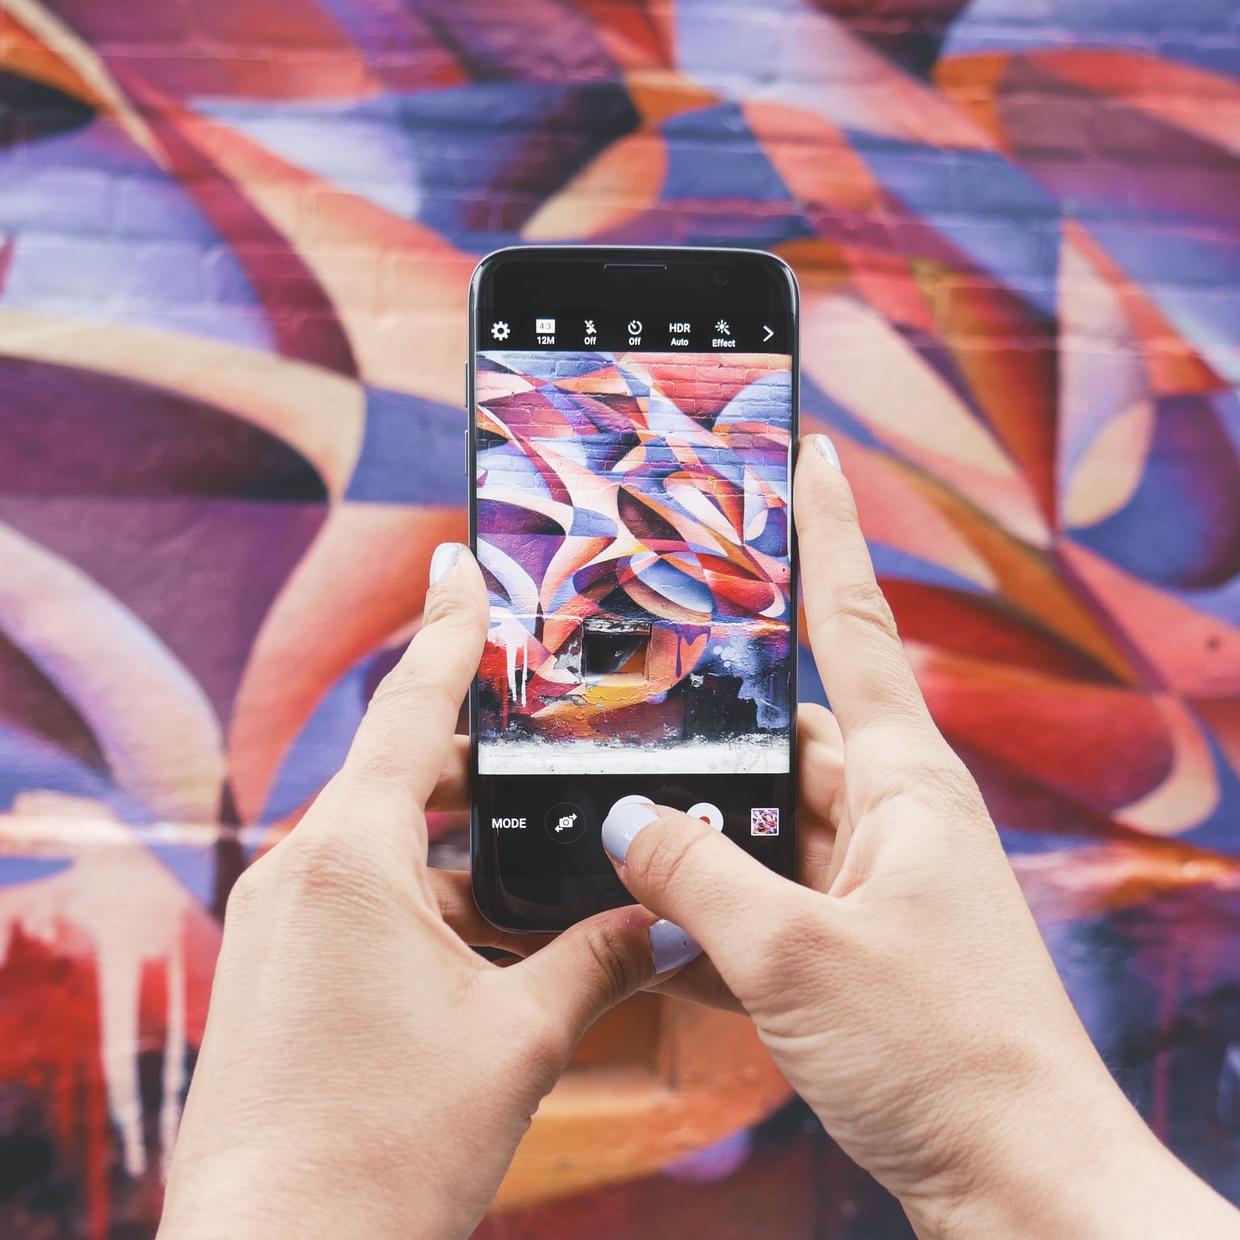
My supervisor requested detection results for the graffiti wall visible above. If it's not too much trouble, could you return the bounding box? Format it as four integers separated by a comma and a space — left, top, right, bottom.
476, 349, 792, 773
0, 0, 1237, 1235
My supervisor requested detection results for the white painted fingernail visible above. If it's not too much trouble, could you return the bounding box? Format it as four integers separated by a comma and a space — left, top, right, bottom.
813, 433, 841, 470
601, 801, 658, 864
429, 542, 462, 584
649, 919, 701, 974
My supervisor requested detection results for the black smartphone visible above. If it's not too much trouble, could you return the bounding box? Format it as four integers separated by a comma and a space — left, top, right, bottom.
468, 246, 798, 931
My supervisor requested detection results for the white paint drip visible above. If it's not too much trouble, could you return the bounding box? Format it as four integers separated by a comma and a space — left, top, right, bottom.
160, 929, 186, 1175
493, 615, 531, 707
0, 799, 214, 1182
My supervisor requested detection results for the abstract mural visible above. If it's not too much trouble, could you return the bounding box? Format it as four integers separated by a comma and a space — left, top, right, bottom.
0, 0, 1237, 1235
476, 349, 792, 773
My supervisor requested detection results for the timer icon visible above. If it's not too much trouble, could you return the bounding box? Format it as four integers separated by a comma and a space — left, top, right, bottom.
627, 319, 642, 335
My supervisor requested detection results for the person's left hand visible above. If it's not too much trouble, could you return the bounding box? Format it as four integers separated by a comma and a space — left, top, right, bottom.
158, 544, 667, 1240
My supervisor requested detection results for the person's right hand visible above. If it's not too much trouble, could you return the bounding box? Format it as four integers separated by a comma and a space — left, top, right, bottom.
595, 435, 1240, 1240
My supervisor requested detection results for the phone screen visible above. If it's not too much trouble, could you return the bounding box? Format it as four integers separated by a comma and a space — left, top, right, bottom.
469, 248, 797, 930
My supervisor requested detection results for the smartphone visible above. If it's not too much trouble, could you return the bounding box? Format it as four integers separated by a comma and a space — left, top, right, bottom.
468, 246, 798, 931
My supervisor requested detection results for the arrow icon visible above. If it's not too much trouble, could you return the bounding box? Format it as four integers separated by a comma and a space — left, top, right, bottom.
762, 324, 775, 342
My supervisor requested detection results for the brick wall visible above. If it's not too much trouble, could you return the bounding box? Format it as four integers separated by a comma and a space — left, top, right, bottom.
0, 2, 1237, 1236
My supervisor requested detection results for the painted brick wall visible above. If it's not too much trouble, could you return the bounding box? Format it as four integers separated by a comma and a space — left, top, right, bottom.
0, 2, 1237, 1237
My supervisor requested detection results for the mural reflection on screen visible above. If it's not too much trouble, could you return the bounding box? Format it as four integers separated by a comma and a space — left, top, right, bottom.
475, 351, 793, 775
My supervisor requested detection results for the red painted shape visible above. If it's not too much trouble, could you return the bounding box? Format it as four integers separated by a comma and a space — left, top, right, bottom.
0, 928, 111, 1239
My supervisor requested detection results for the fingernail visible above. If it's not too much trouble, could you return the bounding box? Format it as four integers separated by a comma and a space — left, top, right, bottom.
429, 542, 462, 584
649, 919, 702, 975
813, 433, 841, 470
601, 801, 659, 864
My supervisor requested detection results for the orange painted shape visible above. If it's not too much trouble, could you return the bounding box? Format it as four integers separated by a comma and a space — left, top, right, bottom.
910, 646, 1174, 819
1115, 695, 1220, 834
493, 998, 790, 1211
1194, 698, 1240, 783
846, 247, 938, 336
891, 481, 1135, 684
1014, 840, 1240, 926
625, 70, 718, 124
523, 132, 668, 242
1063, 220, 1222, 397
136, 95, 475, 401
1061, 540, 1240, 697
932, 278, 1058, 524
227, 504, 465, 823
1028, 50, 1240, 156
933, 52, 1014, 153
826, 431, 997, 591
0, 11, 99, 105
743, 100, 883, 217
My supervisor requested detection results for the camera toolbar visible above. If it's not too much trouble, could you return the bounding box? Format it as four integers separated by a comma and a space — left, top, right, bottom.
483, 314, 785, 351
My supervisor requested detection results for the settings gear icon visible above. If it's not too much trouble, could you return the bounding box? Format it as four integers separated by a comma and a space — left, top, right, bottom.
490, 320, 510, 341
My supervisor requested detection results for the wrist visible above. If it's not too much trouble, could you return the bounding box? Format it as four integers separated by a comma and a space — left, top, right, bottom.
158, 1140, 460, 1240
900, 1045, 1230, 1240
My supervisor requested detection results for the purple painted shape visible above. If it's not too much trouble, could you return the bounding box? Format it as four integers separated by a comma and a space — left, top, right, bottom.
663, 1128, 753, 1183
0, 494, 327, 727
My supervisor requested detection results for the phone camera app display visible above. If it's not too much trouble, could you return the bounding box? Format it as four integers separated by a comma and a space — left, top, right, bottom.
475, 350, 792, 778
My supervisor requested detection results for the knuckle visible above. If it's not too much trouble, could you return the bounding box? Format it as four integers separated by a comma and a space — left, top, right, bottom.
631, 822, 713, 896
768, 898, 831, 961
370, 661, 460, 736
282, 830, 373, 899
923, 753, 988, 820
818, 575, 900, 645
422, 582, 487, 645
861, 732, 988, 826
740, 896, 835, 998
222, 861, 266, 928
513, 997, 571, 1076
348, 744, 415, 800
579, 925, 641, 1007
800, 463, 860, 526
368, 665, 427, 724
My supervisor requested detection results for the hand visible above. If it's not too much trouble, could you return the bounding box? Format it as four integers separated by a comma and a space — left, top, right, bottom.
591, 436, 1240, 1240
158, 545, 668, 1240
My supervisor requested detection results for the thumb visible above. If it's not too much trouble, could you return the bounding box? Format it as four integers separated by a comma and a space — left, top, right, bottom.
600, 801, 812, 991
511, 904, 688, 1041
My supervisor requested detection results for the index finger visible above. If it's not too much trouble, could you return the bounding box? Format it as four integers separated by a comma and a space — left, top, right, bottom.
333, 542, 487, 848
794, 434, 936, 746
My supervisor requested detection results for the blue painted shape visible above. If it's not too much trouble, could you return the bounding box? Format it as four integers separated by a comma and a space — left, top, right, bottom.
568, 508, 617, 538
799, 372, 886, 451
634, 554, 715, 615
346, 387, 466, 504
0, 723, 152, 823
1071, 394, 1240, 589
0, 120, 271, 352
389, 81, 639, 241
1178, 725, 1240, 857
943, 0, 1240, 77
260, 658, 371, 824
844, 131, 1061, 314
0, 856, 73, 887
661, 104, 794, 204
199, 97, 422, 222
870, 543, 991, 595
715, 370, 793, 431
1083, 224, 1240, 389
797, 640, 827, 707
483, 351, 606, 381
145, 838, 217, 908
